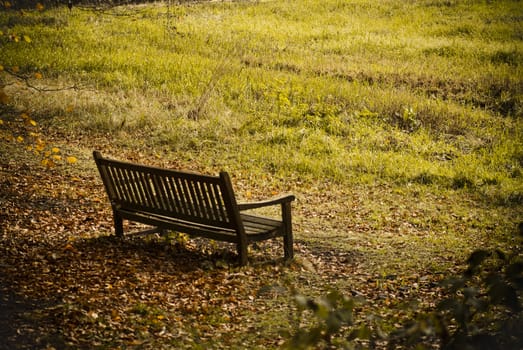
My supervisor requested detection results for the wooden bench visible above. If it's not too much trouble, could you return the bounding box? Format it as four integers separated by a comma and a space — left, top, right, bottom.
93, 151, 295, 266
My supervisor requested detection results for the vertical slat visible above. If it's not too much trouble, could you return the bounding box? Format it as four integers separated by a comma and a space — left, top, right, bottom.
111, 167, 125, 201
125, 169, 141, 205
210, 182, 227, 222
201, 181, 218, 221
187, 180, 201, 217
150, 173, 166, 211
193, 181, 207, 218
125, 168, 141, 205
166, 176, 182, 213
139, 172, 155, 208
103, 165, 120, 201
98, 163, 117, 200
157, 175, 173, 212
122, 167, 138, 204
175, 177, 191, 215
130, 169, 147, 205
210, 182, 225, 221
182, 179, 200, 216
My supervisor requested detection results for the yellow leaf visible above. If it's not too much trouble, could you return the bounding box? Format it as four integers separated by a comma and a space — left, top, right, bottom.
23, 35, 31, 43
26, 145, 32, 151
66, 156, 78, 164
34, 72, 43, 79
36, 2, 44, 10
12, 66, 19, 73
52, 155, 61, 161
41, 158, 48, 167
0, 119, 3, 125
52, 147, 60, 153
35, 142, 45, 152
0, 65, 3, 71
66, 105, 74, 113
16, 135, 24, 142
4, 2, 12, 9
20, 113, 29, 120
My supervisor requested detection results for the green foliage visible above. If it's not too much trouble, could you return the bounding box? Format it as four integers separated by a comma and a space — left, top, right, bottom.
286, 290, 384, 350
390, 229, 523, 349
287, 227, 523, 349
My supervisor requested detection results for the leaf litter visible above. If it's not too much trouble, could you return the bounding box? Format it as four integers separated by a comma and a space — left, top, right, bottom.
0, 144, 478, 350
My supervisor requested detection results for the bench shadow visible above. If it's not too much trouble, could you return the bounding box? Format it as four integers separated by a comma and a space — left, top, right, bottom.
0, 285, 59, 350
72, 232, 290, 271
0, 232, 279, 349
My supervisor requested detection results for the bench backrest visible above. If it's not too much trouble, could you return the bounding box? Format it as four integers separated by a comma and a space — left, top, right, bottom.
93, 151, 241, 230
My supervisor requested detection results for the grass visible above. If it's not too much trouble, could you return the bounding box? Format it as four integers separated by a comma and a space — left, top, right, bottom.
1, 0, 522, 348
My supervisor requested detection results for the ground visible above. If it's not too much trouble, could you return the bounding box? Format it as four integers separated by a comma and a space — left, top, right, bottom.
0, 143, 458, 349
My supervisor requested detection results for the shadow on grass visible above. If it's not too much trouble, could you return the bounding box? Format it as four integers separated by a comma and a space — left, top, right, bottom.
0, 232, 243, 349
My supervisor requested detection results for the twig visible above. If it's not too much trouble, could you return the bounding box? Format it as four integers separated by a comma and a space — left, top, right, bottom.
1, 68, 85, 92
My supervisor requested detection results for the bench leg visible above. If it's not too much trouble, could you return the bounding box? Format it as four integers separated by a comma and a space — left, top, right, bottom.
284, 233, 293, 260
282, 202, 294, 260
114, 211, 124, 237
237, 242, 248, 266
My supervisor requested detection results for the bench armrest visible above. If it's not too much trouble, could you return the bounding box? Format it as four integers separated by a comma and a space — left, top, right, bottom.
237, 194, 295, 211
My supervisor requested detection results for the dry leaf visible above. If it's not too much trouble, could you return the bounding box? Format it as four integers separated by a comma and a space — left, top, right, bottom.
67, 156, 78, 164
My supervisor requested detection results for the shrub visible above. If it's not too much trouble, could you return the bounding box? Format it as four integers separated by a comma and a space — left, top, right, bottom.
287, 226, 523, 349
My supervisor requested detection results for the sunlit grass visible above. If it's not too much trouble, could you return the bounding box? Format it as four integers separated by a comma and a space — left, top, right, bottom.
1, 0, 521, 204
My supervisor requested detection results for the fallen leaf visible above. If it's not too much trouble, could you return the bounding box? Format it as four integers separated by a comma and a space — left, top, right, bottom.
67, 156, 78, 164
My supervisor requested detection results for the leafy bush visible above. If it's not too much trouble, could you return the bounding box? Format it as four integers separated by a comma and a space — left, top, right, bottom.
288, 226, 523, 349
285, 290, 385, 350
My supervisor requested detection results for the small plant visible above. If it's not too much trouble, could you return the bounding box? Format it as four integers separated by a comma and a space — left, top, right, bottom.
285, 290, 384, 349
286, 227, 523, 350
389, 228, 523, 350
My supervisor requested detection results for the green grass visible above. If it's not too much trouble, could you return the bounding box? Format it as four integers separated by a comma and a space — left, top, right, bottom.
4, 0, 513, 198
1, 0, 522, 348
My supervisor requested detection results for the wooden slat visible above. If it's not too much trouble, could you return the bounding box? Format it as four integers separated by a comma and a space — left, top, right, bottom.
202, 181, 219, 221
157, 175, 173, 212
210, 182, 228, 222
99, 161, 236, 227
113, 166, 128, 202
166, 176, 183, 214
133, 170, 147, 203
150, 173, 166, 211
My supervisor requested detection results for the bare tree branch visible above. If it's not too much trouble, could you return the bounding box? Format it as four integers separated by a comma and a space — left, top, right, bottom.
1, 68, 86, 92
